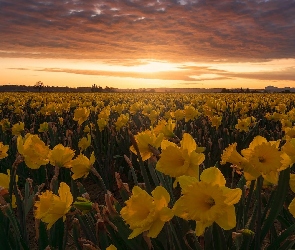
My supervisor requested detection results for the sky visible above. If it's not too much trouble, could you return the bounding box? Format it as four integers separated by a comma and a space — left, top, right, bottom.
0, 0, 295, 89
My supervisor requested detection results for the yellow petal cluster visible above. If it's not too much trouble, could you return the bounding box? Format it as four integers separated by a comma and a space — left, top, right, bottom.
153, 119, 176, 138
12, 122, 24, 136
130, 130, 164, 161
73, 107, 90, 126
173, 167, 241, 236
38, 122, 49, 132
115, 114, 129, 131
17, 134, 50, 169
35, 182, 73, 229
78, 134, 91, 152
48, 144, 75, 168
71, 152, 95, 180
120, 186, 173, 239
156, 133, 205, 179
221, 136, 290, 184
0, 142, 9, 159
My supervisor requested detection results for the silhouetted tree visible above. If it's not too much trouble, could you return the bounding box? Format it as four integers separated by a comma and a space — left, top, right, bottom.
34, 81, 44, 92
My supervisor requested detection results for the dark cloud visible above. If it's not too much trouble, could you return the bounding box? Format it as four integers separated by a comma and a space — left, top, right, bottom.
0, 0, 294, 63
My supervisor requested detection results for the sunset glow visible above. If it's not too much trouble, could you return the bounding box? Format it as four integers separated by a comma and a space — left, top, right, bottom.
1, 0, 294, 89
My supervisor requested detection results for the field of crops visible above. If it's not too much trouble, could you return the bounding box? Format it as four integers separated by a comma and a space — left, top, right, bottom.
0, 92, 295, 250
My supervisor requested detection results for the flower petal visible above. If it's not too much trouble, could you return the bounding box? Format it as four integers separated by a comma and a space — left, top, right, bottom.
200, 167, 226, 186
215, 205, 236, 230
147, 220, 165, 238
290, 174, 295, 193
221, 187, 242, 205
180, 133, 196, 154
195, 220, 213, 236
152, 186, 170, 205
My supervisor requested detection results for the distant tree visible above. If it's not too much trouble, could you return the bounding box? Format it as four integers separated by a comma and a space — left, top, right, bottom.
34, 81, 44, 92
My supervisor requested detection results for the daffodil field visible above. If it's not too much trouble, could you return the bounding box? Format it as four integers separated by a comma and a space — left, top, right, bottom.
1, 92, 295, 250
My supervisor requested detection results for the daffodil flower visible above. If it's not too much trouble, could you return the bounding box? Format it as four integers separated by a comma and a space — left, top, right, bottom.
17, 133, 50, 169
48, 144, 75, 168
153, 119, 176, 138
38, 122, 49, 132
173, 167, 242, 236
156, 133, 205, 179
70, 152, 95, 180
115, 114, 129, 131
78, 134, 91, 152
73, 107, 90, 126
130, 130, 164, 161
221, 136, 291, 184
120, 185, 173, 239
0, 142, 9, 159
12, 122, 24, 136
35, 182, 73, 229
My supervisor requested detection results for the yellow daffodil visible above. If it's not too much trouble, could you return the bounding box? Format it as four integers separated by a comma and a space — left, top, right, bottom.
98, 107, 111, 120
73, 107, 90, 126
12, 122, 24, 136
17, 134, 50, 169
97, 118, 108, 131
71, 152, 95, 180
78, 134, 91, 152
184, 106, 199, 122
281, 138, 295, 167
222, 136, 291, 184
153, 119, 176, 138
156, 133, 205, 179
35, 182, 73, 229
220, 143, 259, 180
120, 186, 173, 239
284, 126, 295, 141
173, 109, 185, 121
48, 144, 75, 168
241, 136, 289, 184
115, 114, 129, 131
147, 110, 159, 124
235, 118, 251, 132
38, 122, 49, 132
173, 167, 242, 236
209, 115, 222, 128
130, 130, 164, 161
0, 142, 9, 159
281, 119, 292, 129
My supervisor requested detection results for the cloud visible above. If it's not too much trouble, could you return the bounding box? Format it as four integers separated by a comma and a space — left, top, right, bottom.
222, 67, 295, 81
1, 0, 294, 63
7, 62, 295, 82
7, 63, 228, 81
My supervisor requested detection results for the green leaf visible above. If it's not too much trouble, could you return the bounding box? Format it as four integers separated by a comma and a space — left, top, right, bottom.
261, 168, 290, 242
267, 224, 295, 250
38, 221, 49, 250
